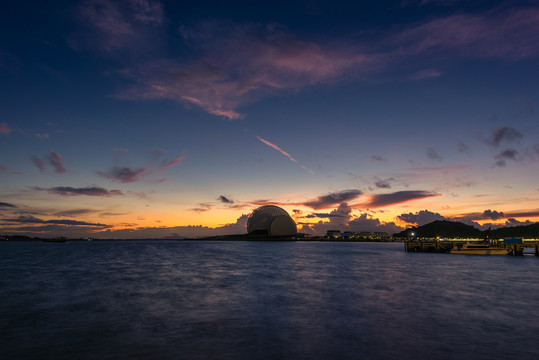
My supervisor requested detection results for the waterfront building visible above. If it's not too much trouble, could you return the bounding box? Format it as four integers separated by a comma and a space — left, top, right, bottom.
325, 230, 342, 238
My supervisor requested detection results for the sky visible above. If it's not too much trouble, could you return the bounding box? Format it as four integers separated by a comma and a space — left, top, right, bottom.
1, 0, 539, 238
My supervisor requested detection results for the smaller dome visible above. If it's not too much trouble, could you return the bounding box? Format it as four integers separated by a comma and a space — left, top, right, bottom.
269, 215, 297, 236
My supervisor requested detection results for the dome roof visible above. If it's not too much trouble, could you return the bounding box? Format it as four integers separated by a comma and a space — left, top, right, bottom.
247, 205, 297, 236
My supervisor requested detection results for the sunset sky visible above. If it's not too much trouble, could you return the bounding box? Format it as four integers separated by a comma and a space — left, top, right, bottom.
1, 0, 539, 238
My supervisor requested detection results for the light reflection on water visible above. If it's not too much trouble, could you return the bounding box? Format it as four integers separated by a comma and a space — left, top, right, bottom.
1, 241, 539, 359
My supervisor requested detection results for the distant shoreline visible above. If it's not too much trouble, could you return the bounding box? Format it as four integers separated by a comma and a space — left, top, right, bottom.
0, 235, 401, 243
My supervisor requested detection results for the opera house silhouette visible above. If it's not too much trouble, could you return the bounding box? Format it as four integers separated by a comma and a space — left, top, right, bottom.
201, 205, 300, 240
247, 205, 297, 237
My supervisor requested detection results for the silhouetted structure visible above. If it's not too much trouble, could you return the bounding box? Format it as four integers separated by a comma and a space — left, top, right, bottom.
247, 205, 297, 237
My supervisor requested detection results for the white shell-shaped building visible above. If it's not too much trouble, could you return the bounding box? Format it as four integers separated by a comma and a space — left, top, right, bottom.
247, 205, 297, 236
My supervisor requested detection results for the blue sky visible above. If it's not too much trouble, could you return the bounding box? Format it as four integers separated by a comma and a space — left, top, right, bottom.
1, 0, 539, 238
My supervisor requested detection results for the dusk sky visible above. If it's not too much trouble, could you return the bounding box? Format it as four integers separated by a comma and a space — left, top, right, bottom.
1, 0, 539, 238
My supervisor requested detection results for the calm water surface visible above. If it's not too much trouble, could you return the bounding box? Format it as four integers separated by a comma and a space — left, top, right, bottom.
1, 241, 539, 360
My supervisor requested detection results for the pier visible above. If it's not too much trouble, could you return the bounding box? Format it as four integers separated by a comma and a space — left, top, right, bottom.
404, 240, 539, 256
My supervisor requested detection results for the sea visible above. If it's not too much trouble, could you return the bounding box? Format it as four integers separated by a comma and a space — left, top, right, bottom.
1, 241, 539, 360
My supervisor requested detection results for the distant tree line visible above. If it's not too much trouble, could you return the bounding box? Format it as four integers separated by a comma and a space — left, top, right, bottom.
393, 220, 539, 239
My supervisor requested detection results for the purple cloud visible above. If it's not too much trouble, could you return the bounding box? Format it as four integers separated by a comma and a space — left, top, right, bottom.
495, 148, 519, 167
74, 3, 539, 123
35, 186, 123, 197
458, 141, 471, 156
368, 190, 439, 207
488, 126, 523, 147
392, 8, 539, 61
371, 155, 387, 162
55, 209, 97, 217
410, 69, 443, 79
3, 215, 109, 227
505, 210, 539, 218
48, 150, 66, 173
190, 203, 212, 213
374, 178, 393, 189
418, 0, 463, 6
159, 155, 185, 172
426, 147, 442, 162
409, 165, 469, 173
116, 22, 379, 119
76, 0, 134, 53
306, 213, 345, 219
218, 195, 234, 204
73, 0, 164, 54
31, 155, 46, 172
98, 166, 147, 183
130, 0, 164, 25
0, 122, 12, 135
516, 97, 534, 116
0, 201, 17, 208
304, 190, 363, 209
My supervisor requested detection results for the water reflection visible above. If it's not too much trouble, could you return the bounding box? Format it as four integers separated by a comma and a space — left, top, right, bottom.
1, 241, 539, 359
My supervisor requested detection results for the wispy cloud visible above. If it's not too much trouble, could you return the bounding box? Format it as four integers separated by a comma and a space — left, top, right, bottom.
76, 0, 135, 53
410, 69, 443, 79
98, 166, 147, 183
30, 150, 66, 173
505, 210, 539, 218
516, 97, 534, 116
55, 209, 98, 217
255, 135, 313, 173
494, 148, 520, 167
116, 21, 378, 119
48, 150, 66, 173
35, 186, 124, 197
31, 155, 46, 172
458, 141, 471, 156
409, 165, 469, 173
426, 147, 442, 162
130, 0, 164, 25
73, 0, 165, 54
75, 4, 539, 121
98, 150, 185, 183
488, 126, 522, 147
158, 155, 185, 172
256, 136, 298, 163
2, 215, 110, 227
371, 155, 387, 162
0, 122, 12, 135
391, 8, 539, 61
190, 203, 212, 213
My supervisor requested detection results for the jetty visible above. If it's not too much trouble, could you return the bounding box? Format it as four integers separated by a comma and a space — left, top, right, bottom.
404, 238, 539, 256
